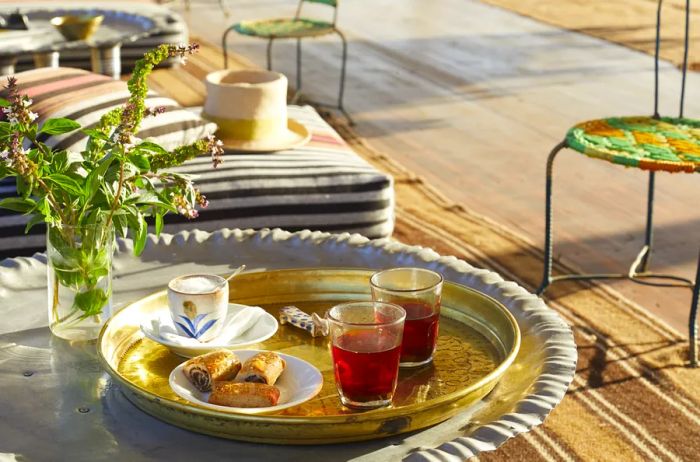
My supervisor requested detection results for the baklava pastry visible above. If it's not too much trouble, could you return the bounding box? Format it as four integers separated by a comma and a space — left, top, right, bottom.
182, 349, 241, 392
208, 382, 281, 408
238, 351, 286, 385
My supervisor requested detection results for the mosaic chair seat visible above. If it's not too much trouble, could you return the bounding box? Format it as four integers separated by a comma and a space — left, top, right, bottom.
222, 0, 352, 123
538, 0, 699, 366
567, 116, 700, 173
233, 18, 334, 39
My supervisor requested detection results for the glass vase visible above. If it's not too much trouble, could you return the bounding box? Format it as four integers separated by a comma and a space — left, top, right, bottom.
47, 223, 114, 341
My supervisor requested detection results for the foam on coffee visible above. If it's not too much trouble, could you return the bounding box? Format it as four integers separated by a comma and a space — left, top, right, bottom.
170, 275, 222, 294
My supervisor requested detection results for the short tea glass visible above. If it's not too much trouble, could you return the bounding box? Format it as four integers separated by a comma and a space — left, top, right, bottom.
327, 301, 406, 409
370, 268, 444, 367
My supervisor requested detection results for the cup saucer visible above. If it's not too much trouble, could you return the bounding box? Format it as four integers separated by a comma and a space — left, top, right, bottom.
140, 303, 278, 358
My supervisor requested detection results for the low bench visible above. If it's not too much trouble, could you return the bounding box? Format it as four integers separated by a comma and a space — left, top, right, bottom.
0, 67, 394, 259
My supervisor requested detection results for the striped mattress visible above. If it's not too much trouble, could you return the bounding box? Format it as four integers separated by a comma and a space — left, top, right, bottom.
0, 70, 394, 258
4, 67, 217, 153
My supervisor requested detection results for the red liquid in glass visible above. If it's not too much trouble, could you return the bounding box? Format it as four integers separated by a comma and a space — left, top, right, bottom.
400, 302, 440, 364
331, 330, 402, 404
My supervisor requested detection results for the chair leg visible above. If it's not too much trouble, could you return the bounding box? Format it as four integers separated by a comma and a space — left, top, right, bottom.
679, 0, 690, 118
289, 38, 303, 104
690, 249, 700, 367
218, 0, 230, 17
537, 140, 568, 295
222, 25, 236, 69
296, 38, 302, 94
653, 0, 662, 117
266, 38, 274, 71
638, 171, 656, 273
335, 29, 354, 125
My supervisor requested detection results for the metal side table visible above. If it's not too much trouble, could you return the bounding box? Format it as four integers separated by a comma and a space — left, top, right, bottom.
0, 7, 160, 78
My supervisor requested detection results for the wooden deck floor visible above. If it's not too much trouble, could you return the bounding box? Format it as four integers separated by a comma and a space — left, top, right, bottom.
176, 0, 699, 333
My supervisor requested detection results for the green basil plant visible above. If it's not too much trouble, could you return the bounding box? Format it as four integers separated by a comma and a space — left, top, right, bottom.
0, 43, 224, 321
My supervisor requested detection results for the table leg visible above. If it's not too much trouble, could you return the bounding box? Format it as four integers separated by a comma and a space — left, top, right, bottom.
32, 51, 60, 69
90, 44, 122, 79
0, 56, 18, 76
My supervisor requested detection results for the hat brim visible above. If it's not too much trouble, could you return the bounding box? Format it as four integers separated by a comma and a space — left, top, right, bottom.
216, 119, 311, 153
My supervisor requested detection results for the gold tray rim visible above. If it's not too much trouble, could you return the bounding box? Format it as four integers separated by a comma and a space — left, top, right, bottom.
97, 267, 521, 424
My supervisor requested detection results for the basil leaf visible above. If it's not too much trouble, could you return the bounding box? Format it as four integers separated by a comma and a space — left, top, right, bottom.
0, 197, 36, 213
129, 212, 147, 256
73, 288, 109, 317
24, 214, 45, 233
129, 153, 150, 171
135, 141, 168, 155
155, 212, 163, 236
47, 174, 83, 196
16, 175, 33, 199
39, 118, 81, 135
82, 128, 110, 141
85, 155, 115, 203
0, 121, 11, 137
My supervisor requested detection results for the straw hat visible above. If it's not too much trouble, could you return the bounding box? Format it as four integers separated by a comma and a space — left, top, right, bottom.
202, 70, 310, 153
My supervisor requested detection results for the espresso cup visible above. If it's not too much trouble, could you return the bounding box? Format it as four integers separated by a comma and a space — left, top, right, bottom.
167, 274, 229, 342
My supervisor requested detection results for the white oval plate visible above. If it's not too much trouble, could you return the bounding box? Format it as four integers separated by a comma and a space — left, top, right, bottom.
141, 304, 279, 358
169, 350, 323, 414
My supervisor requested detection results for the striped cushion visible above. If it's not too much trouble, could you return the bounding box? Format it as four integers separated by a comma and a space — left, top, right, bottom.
0, 103, 395, 259
1, 67, 216, 152
161, 105, 394, 236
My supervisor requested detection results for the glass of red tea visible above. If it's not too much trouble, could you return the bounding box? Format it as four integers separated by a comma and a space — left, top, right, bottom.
370, 268, 444, 367
327, 301, 406, 409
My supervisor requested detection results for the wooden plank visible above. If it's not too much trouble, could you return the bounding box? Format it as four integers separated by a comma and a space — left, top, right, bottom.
479, 0, 700, 69
148, 66, 206, 107
169, 0, 700, 332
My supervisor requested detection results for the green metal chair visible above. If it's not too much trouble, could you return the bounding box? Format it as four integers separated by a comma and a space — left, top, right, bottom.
222, 0, 352, 124
159, 1, 230, 16
537, 0, 699, 366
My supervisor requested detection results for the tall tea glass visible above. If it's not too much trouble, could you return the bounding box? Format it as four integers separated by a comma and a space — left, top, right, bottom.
327, 301, 405, 409
370, 268, 443, 367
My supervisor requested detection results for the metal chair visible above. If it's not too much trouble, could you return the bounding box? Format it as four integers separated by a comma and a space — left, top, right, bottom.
222, 0, 352, 124
537, 1, 699, 366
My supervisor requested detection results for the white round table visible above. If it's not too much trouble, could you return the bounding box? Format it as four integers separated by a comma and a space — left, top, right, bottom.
0, 228, 576, 461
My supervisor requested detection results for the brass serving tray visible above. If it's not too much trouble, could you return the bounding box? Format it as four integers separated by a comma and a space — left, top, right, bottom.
97, 268, 520, 445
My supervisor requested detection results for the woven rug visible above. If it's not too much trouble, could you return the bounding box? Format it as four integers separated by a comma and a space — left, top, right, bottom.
479, 0, 699, 70
152, 38, 700, 461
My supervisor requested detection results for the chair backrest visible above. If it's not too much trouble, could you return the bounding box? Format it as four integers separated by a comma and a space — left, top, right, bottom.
653, 0, 691, 118
295, 0, 339, 26
302, 0, 337, 4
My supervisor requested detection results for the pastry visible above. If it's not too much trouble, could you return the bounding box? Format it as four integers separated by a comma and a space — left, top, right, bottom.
182, 349, 241, 392
238, 351, 286, 385
208, 382, 281, 408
